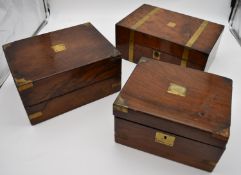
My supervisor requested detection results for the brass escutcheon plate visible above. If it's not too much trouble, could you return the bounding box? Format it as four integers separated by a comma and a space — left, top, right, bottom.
155, 131, 176, 147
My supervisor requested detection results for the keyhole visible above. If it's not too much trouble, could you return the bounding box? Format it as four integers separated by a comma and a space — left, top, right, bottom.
153, 51, 160, 58
153, 50, 161, 60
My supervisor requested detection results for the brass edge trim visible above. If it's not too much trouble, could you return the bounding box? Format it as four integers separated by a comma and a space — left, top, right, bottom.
128, 7, 159, 63
15, 78, 33, 92
112, 82, 121, 88
181, 20, 209, 67
213, 128, 230, 141
15, 78, 33, 86
113, 104, 128, 113
2, 43, 11, 50
128, 30, 135, 62
83, 22, 91, 26
18, 83, 33, 92
29, 112, 43, 120
113, 95, 128, 113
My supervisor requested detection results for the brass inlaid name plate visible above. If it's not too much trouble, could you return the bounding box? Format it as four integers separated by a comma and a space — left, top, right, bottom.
155, 131, 175, 147
167, 22, 176, 28
51, 44, 66, 53
167, 83, 187, 97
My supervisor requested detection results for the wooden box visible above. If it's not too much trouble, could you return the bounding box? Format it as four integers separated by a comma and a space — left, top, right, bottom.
116, 4, 224, 70
113, 57, 232, 172
3, 23, 121, 125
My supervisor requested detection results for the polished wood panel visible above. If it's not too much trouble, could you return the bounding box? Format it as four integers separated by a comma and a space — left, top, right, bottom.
28, 76, 120, 125
20, 58, 121, 107
115, 118, 224, 172
4, 23, 119, 82
116, 4, 224, 70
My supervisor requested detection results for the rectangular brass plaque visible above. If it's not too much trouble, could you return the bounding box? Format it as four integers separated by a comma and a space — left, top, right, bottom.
167, 22, 176, 28
155, 132, 175, 147
51, 44, 66, 53
167, 83, 187, 97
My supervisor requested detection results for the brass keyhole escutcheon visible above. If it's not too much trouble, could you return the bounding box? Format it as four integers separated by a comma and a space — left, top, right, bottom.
153, 50, 161, 60
155, 131, 175, 147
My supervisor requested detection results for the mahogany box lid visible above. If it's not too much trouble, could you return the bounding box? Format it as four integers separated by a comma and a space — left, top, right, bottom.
116, 4, 224, 68
3, 23, 121, 106
113, 57, 232, 149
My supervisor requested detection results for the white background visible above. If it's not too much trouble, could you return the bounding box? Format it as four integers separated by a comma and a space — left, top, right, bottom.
0, 0, 241, 175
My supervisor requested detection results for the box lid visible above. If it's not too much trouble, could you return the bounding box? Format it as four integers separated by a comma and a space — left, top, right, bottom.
113, 57, 232, 148
3, 23, 119, 88
117, 4, 224, 64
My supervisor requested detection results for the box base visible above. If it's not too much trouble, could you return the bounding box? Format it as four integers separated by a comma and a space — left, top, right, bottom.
25, 77, 121, 125
115, 117, 224, 172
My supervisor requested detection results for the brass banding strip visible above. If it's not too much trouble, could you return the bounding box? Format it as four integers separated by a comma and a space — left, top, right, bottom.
181, 20, 209, 67
186, 20, 209, 47
131, 8, 160, 30
129, 7, 160, 62
129, 31, 135, 62
181, 48, 190, 67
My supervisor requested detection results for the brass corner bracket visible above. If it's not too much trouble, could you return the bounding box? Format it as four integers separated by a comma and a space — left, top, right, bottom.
113, 95, 128, 113
15, 78, 33, 92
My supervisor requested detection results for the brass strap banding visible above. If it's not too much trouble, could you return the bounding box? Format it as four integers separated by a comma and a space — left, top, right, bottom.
129, 31, 135, 62
181, 20, 209, 67
129, 7, 160, 62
